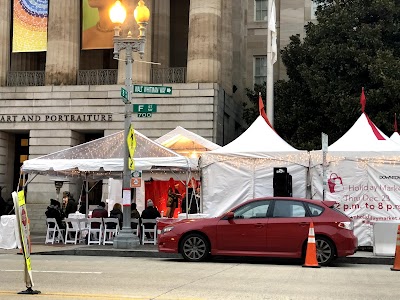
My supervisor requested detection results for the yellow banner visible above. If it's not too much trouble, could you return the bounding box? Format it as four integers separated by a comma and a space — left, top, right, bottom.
12, 0, 48, 52
82, 0, 115, 50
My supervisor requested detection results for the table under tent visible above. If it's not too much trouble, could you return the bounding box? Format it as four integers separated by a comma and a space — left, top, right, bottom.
21, 130, 197, 216
309, 112, 400, 246
199, 115, 310, 217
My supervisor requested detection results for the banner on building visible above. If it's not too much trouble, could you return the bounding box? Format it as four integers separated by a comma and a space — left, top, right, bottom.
12, 190, 34, 288
12, 0, 48, 52
82, 0, 115, 50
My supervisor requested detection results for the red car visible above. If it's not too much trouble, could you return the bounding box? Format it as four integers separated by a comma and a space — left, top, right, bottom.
158, 197, 357, 265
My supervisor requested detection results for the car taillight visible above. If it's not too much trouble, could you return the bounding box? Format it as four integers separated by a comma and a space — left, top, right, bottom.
337, 221, 354, 230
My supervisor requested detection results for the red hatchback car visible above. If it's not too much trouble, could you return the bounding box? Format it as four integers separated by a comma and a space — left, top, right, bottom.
158, 197, 357, 265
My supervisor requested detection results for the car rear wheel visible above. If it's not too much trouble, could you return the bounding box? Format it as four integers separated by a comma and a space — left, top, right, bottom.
180, 233, 210, 262
316, 237, 335, 266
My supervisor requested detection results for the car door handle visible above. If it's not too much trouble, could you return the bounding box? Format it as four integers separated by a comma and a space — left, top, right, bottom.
299, 222, 309, 226
255, 223, 264, 228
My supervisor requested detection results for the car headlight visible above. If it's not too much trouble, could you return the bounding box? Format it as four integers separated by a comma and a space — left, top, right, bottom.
338, 221, 354, 230
162, 226, 174, 234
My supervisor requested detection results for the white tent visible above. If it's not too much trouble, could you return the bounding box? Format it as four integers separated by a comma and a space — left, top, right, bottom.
156, 126, 221, 154
200, 116, 310, 217
310, 113, 400, 246
22, 130, 195, 179
390, 132, 400, 144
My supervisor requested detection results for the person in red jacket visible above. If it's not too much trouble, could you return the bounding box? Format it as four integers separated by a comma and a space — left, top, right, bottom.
91, 202, 108, 228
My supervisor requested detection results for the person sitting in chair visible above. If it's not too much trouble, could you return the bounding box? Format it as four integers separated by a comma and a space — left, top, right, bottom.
45, 199, 65, 230
91, 202, 108, 228
141, 199, 161, 239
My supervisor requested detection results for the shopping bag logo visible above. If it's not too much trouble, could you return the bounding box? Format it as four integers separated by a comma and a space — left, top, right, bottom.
328, 173, 344, 193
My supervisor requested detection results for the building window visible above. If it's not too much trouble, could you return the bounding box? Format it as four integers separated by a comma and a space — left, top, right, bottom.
254, 56, 267, 86
255, 0, 267, 21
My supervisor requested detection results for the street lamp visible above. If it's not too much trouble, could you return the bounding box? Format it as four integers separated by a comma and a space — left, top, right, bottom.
110, 0, 150, 249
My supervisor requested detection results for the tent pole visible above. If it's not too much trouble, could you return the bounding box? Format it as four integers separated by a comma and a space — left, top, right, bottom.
85, 173, 89, 219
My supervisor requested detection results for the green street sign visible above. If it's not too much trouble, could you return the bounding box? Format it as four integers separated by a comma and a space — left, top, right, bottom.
137, 113, 152, 118
133, 104, 157, 113
121, 87, 129, 103
134, 85, 172, 95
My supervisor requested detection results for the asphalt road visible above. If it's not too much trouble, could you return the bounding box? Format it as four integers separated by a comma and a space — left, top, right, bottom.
0, 254, 399, 300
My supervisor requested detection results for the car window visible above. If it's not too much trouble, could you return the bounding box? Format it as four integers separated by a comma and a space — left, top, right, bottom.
307, 203, 324, 216
234, 201, 270, 219
272, 200, 306, 218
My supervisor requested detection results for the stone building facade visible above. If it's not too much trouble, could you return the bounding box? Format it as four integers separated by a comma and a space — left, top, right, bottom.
0, 0, 316, 233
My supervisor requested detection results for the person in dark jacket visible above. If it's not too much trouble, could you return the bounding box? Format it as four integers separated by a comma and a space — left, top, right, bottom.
109, 203, 123, 229
62, 191, 78, 217
141, 199, 161, 238
0, 187, 6, 217
45, 199, 65, 230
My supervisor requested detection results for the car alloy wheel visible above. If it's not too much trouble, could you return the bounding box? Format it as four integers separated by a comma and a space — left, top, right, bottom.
316, 237, 335, 266
181, 233, 209, 262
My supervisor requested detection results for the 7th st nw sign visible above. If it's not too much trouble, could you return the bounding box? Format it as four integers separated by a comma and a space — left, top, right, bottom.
134, 85, 172, 95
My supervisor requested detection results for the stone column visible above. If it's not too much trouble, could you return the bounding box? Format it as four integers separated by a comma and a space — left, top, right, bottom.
152, 0, 170, 69
187, 0, 221, 83
45, 0, 80, 85
117, 0, 153, 84
0, 2, 11, 86
220, 0, 233, 94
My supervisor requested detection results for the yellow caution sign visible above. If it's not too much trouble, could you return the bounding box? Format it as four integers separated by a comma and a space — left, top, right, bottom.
129, 157, 135, 170
127, 125, 136, 158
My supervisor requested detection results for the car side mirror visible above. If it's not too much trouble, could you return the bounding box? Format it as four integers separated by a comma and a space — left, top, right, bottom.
225, 211, 234, 220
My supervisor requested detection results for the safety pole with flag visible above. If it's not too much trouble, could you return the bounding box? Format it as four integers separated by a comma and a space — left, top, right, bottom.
12, 190, 41, 295
266, 0, 277, 127
258, 92, 274, 129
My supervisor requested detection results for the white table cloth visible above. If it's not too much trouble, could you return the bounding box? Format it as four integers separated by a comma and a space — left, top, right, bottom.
0, 215, 21, 249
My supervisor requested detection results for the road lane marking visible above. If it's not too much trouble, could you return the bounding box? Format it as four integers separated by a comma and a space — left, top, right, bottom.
0, 269, 102, 274
0, 291, 204, 300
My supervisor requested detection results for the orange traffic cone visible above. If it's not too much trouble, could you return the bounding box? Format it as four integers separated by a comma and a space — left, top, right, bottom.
302, 222, 321, 268
391, 224, 400, 271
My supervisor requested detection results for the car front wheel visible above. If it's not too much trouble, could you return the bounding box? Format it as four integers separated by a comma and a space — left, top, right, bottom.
316, 237, 335, 266
180, 233, 210, 262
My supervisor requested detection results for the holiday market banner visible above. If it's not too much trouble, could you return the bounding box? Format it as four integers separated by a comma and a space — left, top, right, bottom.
311, 160, 400, 246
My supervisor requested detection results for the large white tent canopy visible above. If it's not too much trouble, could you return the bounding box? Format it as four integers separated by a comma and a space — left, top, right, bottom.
310, 113, 400, 246
22, 130, 195, 179
200, 116, 309, 217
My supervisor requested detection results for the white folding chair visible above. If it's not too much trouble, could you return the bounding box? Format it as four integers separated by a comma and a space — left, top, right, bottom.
64, 218, 88, 244
87, 218, 104, 245
131, 218, 140, 237
103, 218, 119, 245
45, 218, 65, 244
141, 219, 157, 245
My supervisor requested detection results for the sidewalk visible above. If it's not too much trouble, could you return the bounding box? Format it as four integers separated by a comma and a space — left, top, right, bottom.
0, 235, 394, 266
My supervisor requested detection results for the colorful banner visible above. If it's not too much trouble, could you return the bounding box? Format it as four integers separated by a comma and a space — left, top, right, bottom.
82, 0, 115, 50
12, 0, 48, 52
12, 190, 34, 288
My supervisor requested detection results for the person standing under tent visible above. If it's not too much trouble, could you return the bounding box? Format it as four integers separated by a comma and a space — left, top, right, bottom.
166, 181, 181, 218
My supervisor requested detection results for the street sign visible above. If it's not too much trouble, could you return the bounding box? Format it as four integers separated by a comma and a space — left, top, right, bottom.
130, 171, 142, 187
134, 85, 172, 95
121, 87, 130, 103
126, 125, 136, 158
133, 104, 157, 113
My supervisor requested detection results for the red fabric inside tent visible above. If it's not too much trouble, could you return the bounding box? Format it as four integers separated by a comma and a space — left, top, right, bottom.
144, 179, 199, 218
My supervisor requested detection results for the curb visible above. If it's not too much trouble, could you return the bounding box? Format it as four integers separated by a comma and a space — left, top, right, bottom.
29, 249, 395, 265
